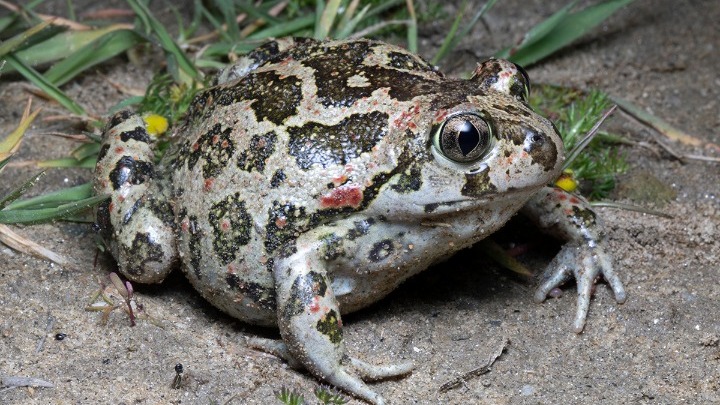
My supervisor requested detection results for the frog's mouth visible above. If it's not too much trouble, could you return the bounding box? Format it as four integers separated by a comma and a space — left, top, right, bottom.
419, 186, 538, 215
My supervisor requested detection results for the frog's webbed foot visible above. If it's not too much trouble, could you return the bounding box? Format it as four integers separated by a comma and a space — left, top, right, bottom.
534, 243, 626, 333
272, 244, 411, 405
523, 186, 627, 333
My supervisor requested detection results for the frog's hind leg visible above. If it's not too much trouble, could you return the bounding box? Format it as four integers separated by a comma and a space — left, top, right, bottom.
272, 244, 412, 405
94, 111, 178, 283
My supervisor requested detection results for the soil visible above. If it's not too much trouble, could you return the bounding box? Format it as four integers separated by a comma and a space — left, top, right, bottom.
1, 0, 718, 404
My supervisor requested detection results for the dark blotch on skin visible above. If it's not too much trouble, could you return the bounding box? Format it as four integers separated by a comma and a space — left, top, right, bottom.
388, 51, 434, 71
282, 271, 328, 319
120, 126, 152, 143
369, 239, 394, 262
125, 232, 164, 276
270, 169, 286, 188
237, 131, 277, 173
319, 233, 344, 261
97, 144, 110, 163
108, 110, 133, 128
315, 309, 342, 344
95, 199, 113, 240
391, 165, 422, 193
572, 205, 597, 228
109, 156, 154, 190
265, 201, 307, 257
186, 124, 235, 179
209, 193, 253, 265
225, 273, 277, 311
461, 168, 498, 197
287, 111, 389, 170
522, 127, 557, 172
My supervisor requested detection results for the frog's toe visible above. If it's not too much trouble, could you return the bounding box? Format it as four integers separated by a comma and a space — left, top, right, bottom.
349, 356, 414, 381
535, 244, 626, 333
246, 337, 302, 369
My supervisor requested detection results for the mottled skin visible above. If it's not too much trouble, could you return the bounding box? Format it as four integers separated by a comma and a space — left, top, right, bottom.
94, 38, 625, 404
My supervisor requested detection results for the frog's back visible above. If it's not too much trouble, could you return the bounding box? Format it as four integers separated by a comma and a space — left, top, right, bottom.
161, 39, 453, 324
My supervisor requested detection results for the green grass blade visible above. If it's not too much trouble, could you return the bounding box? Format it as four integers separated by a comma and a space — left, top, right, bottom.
247, 14, 315, 40
0, 20, 54, 58
432, 0, 497, 64
504, 0, 635, 67
126, 0, 200, 83
496, 0, 577, 59
4, 55, 85, 115
0, 171, 46, 210
43, 29, 143, 86
4, 182, 93, 211
315, 0, 341, 39
335, 4, 370, 40
0, 195, 108, 225
38, 155, 97, 168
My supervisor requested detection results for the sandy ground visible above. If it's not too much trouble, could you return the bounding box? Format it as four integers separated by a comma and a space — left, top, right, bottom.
1, 0, 719, 404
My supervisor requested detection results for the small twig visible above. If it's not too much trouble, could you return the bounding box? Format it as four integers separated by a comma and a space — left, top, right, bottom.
35, 314, 56, 353
348, 20, 412, 39
439, 337, 509, 393
0, 224, 71, 267
591, 201, 673, 219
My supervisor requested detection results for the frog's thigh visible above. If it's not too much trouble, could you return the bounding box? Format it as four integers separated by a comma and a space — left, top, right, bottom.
273, 242, 399, 405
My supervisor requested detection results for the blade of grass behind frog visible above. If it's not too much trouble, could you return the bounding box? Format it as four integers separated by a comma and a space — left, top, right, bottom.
404, 0, 418, 53
4, 182, 93, 211
0, 195, 108, 225
209, 0, 242, 41
315, 0, 341, 40
431, 0, 497, 65
0, 171, 46, 210
495, 0, 577, 59
0, 100, 40, 162
38, 155, 97, 169
0, 223, 71, 266
0, 20, 54, 58
43, 28, 143, 86
335, 4, 371, 40
4, 55, 85, 115
563, 105, 617, 171
505, 0, 634, 67
126, 0, 200, 83
246, 14, 316, 40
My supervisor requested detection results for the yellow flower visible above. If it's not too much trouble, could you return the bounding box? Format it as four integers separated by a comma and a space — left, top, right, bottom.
143, 114, 169, 137
555, 170, 578, 192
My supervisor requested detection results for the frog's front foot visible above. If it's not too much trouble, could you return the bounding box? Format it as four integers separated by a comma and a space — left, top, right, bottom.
534, 242, 627, 333
523, 186, 627, 333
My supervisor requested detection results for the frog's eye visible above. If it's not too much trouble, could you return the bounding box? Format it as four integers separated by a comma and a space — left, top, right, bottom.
512, 62, 531, 103
435, 113, 492, 163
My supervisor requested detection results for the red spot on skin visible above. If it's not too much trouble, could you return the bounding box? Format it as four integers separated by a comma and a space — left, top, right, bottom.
393, 104, 420, 130
320, 184, 363, 209
434, 109, 448, 124
204, 178, 214, 191
569, 197, 580, 205
221, 140, 229, 148
309, 296, 321, 313
180, 217, 190, 232
557, 193, 567, 201
108, 202, 114, 212
114, 146, 124, 154
212, 135, 219, 144
220, 219, 231, 232
192, 142, 200, 151
275, 216, 287, 228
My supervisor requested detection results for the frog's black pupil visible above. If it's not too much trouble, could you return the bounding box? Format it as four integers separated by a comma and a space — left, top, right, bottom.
457, 121, 480, 156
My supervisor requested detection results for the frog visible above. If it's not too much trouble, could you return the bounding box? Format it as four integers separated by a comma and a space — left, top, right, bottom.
93, 38, 626, 404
